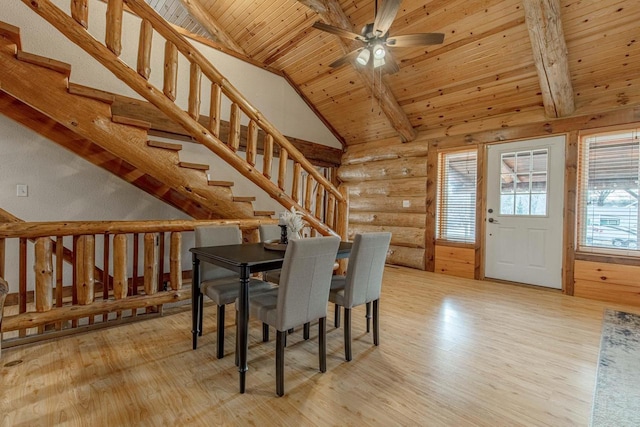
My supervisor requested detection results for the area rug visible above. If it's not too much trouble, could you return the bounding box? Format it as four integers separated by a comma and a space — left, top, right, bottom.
591, 309, 640, 426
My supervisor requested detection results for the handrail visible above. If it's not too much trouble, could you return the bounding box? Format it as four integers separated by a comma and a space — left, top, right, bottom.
20, 0, 346, 238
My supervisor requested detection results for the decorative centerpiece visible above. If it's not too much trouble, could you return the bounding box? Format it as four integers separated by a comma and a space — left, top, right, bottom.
265, 207, 305, 251
279, 207, 304, 242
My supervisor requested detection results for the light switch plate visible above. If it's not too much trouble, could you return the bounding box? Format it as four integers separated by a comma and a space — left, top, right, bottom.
16, 184, 28, 197
402, 200, 410, 208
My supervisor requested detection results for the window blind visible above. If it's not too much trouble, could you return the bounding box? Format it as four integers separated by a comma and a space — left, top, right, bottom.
437, 149, 478, 243
577, 129, 640, 254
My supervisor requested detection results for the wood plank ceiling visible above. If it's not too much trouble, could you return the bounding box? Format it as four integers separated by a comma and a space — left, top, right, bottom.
149, 0, 640, 146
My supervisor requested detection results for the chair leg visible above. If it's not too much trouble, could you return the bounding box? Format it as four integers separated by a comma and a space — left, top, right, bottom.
198, 293, 204, 337
334, 303, 341, 328
216, 304, 225, 359
319, 317, 327, 372
303, 322, 310, 340
276, 330, 286, 397
365, 302, 372, 333
344, 307, 352, 362
263, 323, 270, 342
373, 299, 380, 346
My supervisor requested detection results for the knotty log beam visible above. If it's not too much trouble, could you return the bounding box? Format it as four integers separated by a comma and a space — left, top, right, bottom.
178, 0, 246, 55
522, 0, 575, 118
300, 0, 417, 142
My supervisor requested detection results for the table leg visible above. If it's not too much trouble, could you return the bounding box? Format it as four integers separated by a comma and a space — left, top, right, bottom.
238, 265, 250, 393
191, 254, 200, 350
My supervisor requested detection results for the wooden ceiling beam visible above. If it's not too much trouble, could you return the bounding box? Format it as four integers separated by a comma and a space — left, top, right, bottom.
522, 0, 575, 118
179, 0, 246, 55
299, 0, 417, 142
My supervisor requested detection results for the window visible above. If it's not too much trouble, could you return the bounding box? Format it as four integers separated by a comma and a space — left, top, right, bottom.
499, 149, 548, 216
437, 149, 478, 243
577, 129, 640, 254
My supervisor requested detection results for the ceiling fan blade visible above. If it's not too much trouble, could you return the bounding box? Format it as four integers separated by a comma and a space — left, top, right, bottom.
386, 33, 445, 47
373, 0, 401, 36
312, 22, 365, 42
329, 49, 364, 68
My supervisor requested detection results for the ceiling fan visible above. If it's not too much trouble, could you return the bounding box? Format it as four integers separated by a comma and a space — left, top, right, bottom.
312, 0, 445, 74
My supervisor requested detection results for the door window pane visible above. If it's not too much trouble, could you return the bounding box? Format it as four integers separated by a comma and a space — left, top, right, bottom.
499, 149, 548, 216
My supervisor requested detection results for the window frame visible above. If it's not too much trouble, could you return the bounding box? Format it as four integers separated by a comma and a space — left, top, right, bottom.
576, 127, 640, 257
436, 148, 479, 245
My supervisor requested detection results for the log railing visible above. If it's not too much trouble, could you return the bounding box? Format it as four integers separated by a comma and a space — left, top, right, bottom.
0, 218, 273, 347
21, 0, 347, 238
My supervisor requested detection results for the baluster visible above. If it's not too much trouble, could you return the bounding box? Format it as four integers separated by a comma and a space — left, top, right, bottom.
305, 174, 314, 211
0, 237, 5, 279
71, 0, 89, 29
19, 238, 26, 337
137, 19, 153, 79
314, 187, 324, 237
209, 83, 222, 138
326, 194, 336, 229
188, 63, 201, 120
76, 235, 95, 305
113, 234, 128, 299
246, 120, 258, 166
229, 103, 241, 151
163, 41, 178, 101
132, 233, 139, 301
35, 237, 53, 313
55, 235, 63, 330
72, 236, 78, 327
278, 148, 288, 190
105, 0, 123, 56
144, 233, 158, 296
263, 134, 273, 179
336, 186, 349, 275
292, 163, 302, 203
170, 232, 182, 290
158, 232, 165, 293
103, 234, 110, 301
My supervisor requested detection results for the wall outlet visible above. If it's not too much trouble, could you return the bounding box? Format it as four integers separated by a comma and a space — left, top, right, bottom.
402, 200, 410, 208
16, 184, 28, 197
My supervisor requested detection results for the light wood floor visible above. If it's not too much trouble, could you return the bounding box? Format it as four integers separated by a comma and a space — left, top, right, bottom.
1, 266, 637, 426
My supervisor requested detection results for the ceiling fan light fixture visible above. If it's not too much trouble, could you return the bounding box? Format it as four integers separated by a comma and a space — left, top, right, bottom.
356, 48, 371, 66
372, 44, 386, 59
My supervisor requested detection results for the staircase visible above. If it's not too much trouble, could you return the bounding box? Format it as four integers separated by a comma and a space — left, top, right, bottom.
3, 0, 346, 237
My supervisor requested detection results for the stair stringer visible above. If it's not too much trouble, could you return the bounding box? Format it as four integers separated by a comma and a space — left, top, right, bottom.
0, 42, 258, 220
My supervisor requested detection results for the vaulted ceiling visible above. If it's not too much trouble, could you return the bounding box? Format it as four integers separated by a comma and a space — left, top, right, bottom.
149, 0, 640, 146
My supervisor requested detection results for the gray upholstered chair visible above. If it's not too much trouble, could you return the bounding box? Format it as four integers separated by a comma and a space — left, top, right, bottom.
0, 277, 7, 359
258, 224, 283, 284
194, 225, 273, 358
239, 236, 340, 396
330, 232, 391, 361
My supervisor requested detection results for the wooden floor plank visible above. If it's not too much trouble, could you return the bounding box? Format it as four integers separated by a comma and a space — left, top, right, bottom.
1, 266, 634, 425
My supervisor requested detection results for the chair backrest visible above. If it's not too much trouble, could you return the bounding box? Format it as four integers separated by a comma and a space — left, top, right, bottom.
259, 224, 282, 242
276, 236, 340, 331
342, 232, 391, 308
194, 225, 242, 281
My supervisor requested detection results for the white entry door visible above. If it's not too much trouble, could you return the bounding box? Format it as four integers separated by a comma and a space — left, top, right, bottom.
484, 136, 565, 289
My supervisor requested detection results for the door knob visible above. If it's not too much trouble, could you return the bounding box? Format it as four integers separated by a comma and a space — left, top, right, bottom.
488, 218, 499, 223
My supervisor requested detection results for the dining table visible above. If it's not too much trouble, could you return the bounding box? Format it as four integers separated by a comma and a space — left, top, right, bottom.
190, 240, 352, 393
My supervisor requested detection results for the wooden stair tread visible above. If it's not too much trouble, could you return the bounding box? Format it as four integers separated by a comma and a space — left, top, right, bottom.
253, 210, 275, 217
68, 83, 115, 104
233, 196, 256, 203
0, 21, 21, 50
147, 140, 182, 151
179, 162, 209, 171
208, 180, 234, 187
112, 114, 151, 130
16, 50, 71, 77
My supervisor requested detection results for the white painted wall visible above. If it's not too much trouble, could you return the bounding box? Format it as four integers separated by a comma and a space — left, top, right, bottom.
0, 1, 340, 292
